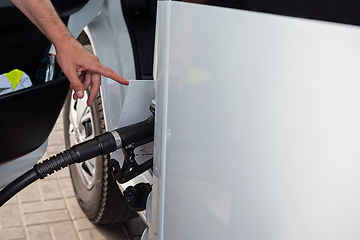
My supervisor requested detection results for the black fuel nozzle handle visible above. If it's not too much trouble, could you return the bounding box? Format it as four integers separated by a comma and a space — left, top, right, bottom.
34, 132, 118, 179
114, 115, 154, 148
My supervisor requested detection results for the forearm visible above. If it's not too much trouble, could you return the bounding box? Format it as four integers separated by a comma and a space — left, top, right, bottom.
10, 0, 73, 48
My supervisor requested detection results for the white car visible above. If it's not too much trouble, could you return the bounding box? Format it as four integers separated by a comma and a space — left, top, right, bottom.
3, 0, 360, 239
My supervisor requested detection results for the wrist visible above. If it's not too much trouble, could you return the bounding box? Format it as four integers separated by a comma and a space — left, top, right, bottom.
52, 31, 80, 53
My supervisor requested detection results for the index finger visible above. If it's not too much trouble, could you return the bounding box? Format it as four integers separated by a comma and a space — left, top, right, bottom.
90, 63, 129, 85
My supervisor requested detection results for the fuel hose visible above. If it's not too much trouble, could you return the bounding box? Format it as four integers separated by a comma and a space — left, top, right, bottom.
0, 114, 154, 207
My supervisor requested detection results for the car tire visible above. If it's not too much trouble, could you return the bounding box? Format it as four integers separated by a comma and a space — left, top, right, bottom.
63, 90, 134, 224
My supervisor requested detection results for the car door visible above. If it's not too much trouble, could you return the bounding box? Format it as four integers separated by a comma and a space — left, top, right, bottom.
151, 1, 360, 239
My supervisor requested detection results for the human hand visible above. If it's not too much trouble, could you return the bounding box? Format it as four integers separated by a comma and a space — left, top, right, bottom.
55, 36, 129, 106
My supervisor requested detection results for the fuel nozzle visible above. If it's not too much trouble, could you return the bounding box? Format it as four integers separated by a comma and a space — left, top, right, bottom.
111, 97, 156, 184
35, 109, 154, 179
111, 97, 155, 150
112, 114, 154, 150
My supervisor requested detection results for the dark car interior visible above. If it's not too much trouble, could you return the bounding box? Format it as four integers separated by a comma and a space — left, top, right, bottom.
0, 0, 89, 163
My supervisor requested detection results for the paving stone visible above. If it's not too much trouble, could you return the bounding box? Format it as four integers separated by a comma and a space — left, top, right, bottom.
21, 199, 66, 214
78, 229, 107, 240
54, 128, 64, 135
56, 168, 70, 179
77, 221, 131, 240
54, 131, 65, 144
65, 198, 86, 219
48, 132, 64, 146
38, 179, 63, 200
41, 173, 57, 180
49, 221, 78, 240
0, 204, 23, 228
47, 145, 66, 156
0, 227, 26, 240
59, 178, 72, 188
18, 181, 40, 203
53, 123, 64, 131
62, 188, 75, 198
74, 218, 94, 231
78, 226, 130, 240
26, 225, 51, 240
56, 115, 64, 124
23, 209, 70, 226
57, 115, 64, 121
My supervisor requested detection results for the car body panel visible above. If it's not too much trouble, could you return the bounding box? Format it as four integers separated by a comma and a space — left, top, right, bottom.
149, 1, 171, 239
0, 141, 47, 189
151, 1, 360, 239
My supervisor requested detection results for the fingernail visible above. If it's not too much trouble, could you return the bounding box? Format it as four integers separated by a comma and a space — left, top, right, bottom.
76, 91, 83, 98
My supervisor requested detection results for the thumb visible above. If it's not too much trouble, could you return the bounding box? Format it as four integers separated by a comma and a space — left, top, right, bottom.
66, 70, 84, 99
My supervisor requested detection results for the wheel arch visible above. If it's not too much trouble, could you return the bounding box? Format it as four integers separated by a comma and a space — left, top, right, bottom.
84, 0, 136, 132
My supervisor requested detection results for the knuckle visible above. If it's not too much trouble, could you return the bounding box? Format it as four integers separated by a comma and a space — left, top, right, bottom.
91, 55, 99, 62
71, 82, 82, 89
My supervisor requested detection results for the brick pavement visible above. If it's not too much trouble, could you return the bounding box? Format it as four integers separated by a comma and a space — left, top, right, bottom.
0, 110, 146, 240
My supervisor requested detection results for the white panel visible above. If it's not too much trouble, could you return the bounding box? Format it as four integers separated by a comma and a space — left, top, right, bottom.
108, 80, 155, 222
151, 1, 172, 240
157, 2, 360, 240
0, 140, 47, 189
111, 79, 155, 167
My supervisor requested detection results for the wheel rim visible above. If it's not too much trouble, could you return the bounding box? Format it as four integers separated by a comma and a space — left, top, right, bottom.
68, 91, 97, 190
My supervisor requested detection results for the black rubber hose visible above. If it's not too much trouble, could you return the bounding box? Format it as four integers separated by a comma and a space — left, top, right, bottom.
0, 169, 38, 207
0, 131, 117, 207
34, 132, 117, 179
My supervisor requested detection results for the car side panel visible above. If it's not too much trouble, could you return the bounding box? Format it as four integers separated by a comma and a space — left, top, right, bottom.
154, 1, 360, 239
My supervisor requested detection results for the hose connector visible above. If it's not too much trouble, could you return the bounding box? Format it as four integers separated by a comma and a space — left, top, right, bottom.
34, 132, 117, 179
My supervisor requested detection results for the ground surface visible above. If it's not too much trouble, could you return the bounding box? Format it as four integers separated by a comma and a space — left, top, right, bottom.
0, 110, 146, 240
